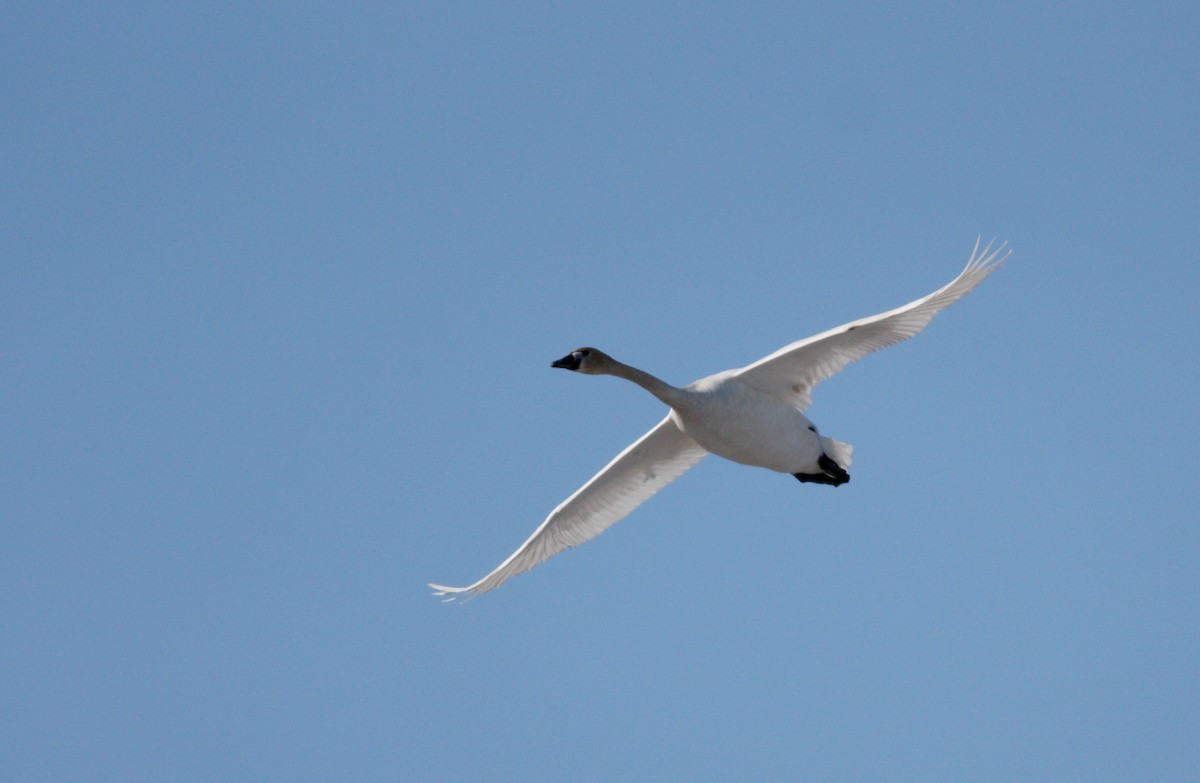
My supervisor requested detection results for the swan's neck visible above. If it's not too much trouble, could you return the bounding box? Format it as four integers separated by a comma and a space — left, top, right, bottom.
606, 360, 684, 407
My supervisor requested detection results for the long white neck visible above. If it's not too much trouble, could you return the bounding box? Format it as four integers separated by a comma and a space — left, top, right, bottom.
605, 359, 684, 407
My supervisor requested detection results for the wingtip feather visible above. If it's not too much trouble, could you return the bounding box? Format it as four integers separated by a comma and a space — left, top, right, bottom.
965, 237, 1011, 275
428, 582, 471, 600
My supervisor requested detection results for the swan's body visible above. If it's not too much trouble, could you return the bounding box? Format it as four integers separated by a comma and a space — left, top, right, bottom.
669, 371, 832, 474
431, 239, 1009, 599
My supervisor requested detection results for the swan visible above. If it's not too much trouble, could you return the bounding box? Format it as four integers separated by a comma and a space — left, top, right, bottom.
431, 239, 1009, 600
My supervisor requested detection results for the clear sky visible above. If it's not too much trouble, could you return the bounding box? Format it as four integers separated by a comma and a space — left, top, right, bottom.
3, 2, 1197, 780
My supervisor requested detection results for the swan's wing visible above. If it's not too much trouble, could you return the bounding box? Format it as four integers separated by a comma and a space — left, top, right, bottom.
429, 415, 707, 600
735, 239, 1009, 410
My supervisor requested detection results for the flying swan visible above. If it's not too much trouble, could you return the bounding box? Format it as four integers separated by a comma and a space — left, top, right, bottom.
431, 239, 1009, 599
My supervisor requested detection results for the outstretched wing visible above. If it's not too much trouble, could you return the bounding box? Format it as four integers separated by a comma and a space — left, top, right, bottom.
735, 238, 1009, 410
430, 415, 708, 600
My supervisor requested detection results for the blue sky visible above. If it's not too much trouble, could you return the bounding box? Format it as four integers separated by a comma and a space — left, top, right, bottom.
3, 2, 1197, 780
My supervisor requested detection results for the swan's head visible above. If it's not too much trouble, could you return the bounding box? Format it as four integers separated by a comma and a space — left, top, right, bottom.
551, 347, 612, 374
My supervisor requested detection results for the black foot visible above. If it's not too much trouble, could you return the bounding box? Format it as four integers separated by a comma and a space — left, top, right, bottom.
793, 454, 850, 487
793, 472, 843, 485
818, 454, 850, 484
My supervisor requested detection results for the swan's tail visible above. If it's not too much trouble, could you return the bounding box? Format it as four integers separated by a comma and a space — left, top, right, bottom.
821, 436, 854, 471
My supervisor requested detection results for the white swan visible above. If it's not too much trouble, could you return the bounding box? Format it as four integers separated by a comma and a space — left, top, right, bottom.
431, 239, 1009, 600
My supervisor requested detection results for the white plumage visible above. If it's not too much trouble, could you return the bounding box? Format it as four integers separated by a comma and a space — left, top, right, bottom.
431, 239, 1009, 600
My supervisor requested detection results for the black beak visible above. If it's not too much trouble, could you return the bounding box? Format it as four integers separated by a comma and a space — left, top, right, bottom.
551, 352, 581, 370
